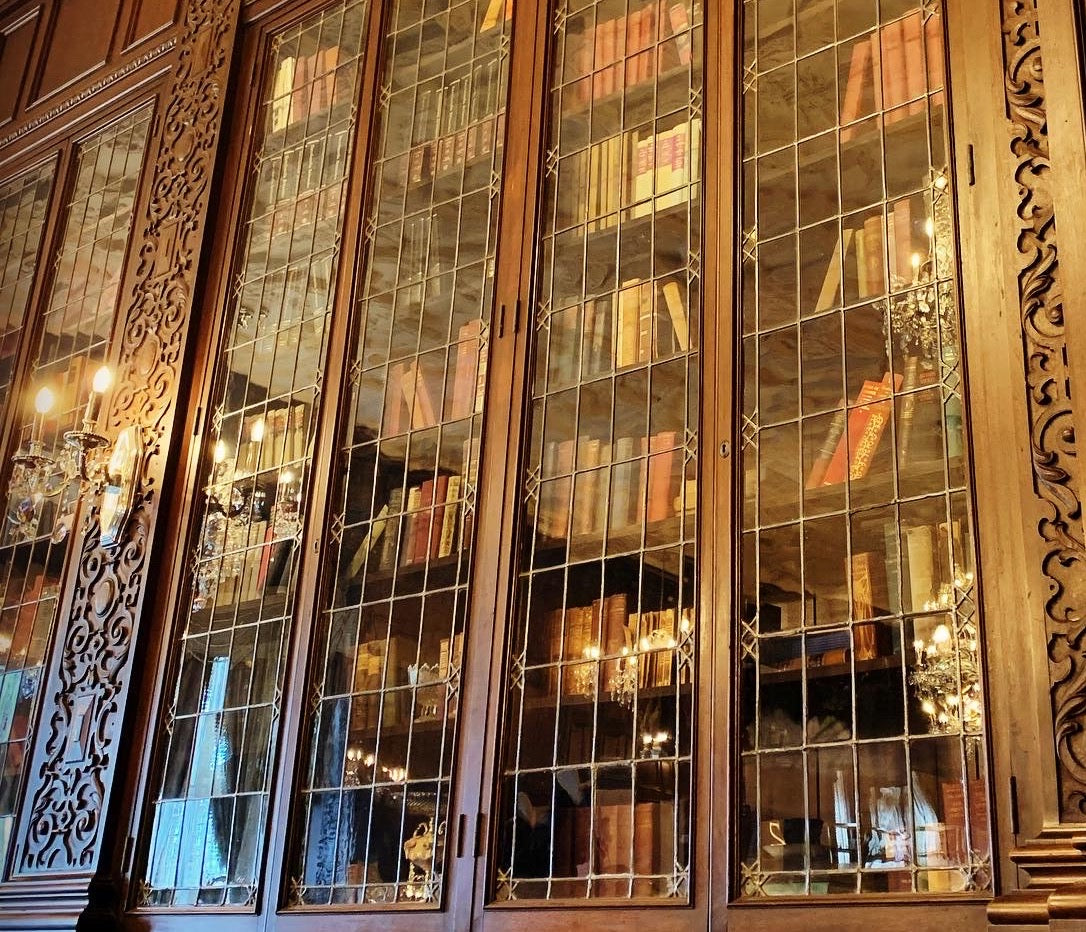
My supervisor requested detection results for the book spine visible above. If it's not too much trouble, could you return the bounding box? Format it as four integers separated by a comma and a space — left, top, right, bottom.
401, 485, 423, 565
840, 41, 873, 141
903, 12, 926, 113
438, 474, 462, 558
430, 474, 450, 558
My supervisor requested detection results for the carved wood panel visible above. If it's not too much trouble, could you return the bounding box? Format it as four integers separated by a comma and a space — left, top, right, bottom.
1000, 0, 1086, 821
12, 0, 240, 874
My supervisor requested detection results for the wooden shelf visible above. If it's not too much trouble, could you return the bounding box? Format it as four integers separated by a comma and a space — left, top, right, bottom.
759, 652, 902, 685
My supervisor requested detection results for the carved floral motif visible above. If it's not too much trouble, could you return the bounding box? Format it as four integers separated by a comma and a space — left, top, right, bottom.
15, 0, 239, 873
1000, 0, 1086, 819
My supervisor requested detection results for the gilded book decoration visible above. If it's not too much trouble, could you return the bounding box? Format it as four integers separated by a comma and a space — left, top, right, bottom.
288, 0, 511, 907
494, 0, 702, 903
138, 0, 368, 905
736, 0, 992, 896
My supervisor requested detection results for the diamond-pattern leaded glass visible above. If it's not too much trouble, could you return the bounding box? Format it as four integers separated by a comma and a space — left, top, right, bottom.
0, 107, 151, 864
289, 0, 511, 907
140, 1, 368, 907
0, 162, 55, 423
737, 0, 991, 897
494, 0, 702, 902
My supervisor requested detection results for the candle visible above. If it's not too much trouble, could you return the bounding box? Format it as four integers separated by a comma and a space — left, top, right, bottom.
32, 386, 55, 444
83, 365, 112, 427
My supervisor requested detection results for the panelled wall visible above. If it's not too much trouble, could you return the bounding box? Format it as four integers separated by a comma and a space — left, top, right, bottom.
0, 0, 1082, 929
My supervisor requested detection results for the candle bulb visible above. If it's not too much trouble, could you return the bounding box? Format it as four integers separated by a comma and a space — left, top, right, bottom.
84, 365, 111, 427
32, 386, 55, 445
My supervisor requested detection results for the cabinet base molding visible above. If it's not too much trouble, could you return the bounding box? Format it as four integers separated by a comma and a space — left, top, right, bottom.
988, 831, 1086, 926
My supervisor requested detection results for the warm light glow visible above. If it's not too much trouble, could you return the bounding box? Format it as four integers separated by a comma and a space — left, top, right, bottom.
213, 440, 228, 464
91, 365, 112, 394
250, 417, 265, 442
279, 468, 295, 485
924, 218, 935, 239
932, 623, 951, 645
34, 386, 55, 415
910, 252, 922, 270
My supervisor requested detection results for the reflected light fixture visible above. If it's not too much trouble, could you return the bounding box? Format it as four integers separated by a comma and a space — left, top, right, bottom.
8, 364, 143, 548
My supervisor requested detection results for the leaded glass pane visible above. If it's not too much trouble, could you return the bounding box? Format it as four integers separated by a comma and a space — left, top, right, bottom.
0, 109, 151, 865
493, 0, 702, 903
288, 0, 511, 907
139, 2, 369, 907
737, 0, 991, 897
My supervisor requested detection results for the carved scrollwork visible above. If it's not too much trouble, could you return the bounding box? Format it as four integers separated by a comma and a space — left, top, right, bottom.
1001, 0, 1086, 819
15, 0, 239, 874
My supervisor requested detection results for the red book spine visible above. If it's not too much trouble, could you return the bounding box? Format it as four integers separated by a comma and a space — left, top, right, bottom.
647, 431, 677, 522
429, 474, 450, 558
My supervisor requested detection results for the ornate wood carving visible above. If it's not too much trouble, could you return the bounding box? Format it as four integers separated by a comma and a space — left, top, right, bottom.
13, 0, 239, 874
1000, 0, 1086, 820
0, 39, 177, 152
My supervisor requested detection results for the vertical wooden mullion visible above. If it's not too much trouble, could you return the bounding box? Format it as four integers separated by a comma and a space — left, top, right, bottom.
451, 0, 551, 920
703, 0, 737, 923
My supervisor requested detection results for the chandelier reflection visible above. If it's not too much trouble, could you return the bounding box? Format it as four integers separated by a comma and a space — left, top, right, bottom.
908, 569, 982, 735
191, 422, 302, 613
8, 366, 137, 547
888, 172, 956, 363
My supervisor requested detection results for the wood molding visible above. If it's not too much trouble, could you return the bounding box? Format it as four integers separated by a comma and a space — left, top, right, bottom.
0, 37, 176, 151
9, 0, 239, 879
998, 0, 1086, 823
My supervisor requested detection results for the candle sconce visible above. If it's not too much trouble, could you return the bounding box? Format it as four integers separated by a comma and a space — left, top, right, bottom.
7, 366, 142, 548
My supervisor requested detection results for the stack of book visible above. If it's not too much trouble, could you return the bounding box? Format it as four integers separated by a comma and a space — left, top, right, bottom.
263, 129, 350, 233
564, 278, 688, 381
270, 44, 345, 133
553, 795, 676, 885
409, 61, 506, 184
352, 635, 410, 730
570, 119, 701, 228
631, 607, 694, 688
237, 403, 307, 475
805, 372, 901, 488
573, 0, 694, 101
840, 11, 943, 139
537, 430, 682, 541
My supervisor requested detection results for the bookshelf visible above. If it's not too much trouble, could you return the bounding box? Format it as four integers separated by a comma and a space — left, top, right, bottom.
737, 0, 989, 899
286, 0, 511, 909
493, 0, 702, 905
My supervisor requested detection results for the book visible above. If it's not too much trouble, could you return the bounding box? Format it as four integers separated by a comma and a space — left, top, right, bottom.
819, 372, 900, 485
437, 474, 462, 558
805, 405, 848, 489
401, 485, 423, 565
902, 12, 927, 112
661, 279, 689, 351
271, 56, 295, 132
851, 551, 889, 620
378, 488, 404, 569
429, 474, 450, 559
862, 214, 885, 297
840, 40, 873, 138
647, 431, 677, 522
879, 19, 906, 116
905, 524, 936, 611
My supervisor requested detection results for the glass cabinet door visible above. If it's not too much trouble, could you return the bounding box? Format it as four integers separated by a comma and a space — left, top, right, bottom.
138, 2, 369, 908
287, 0, 511, 909
0, 108, 151, 867
493, 0, 703, 904
737, 0, 990, 898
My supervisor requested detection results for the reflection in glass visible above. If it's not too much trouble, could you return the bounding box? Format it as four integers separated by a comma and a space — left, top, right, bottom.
287, 0, 511, 908
494, 0, 702, 903
0, 111, 150, 863
140, 3, 368, 907
737, 0, 990, 896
